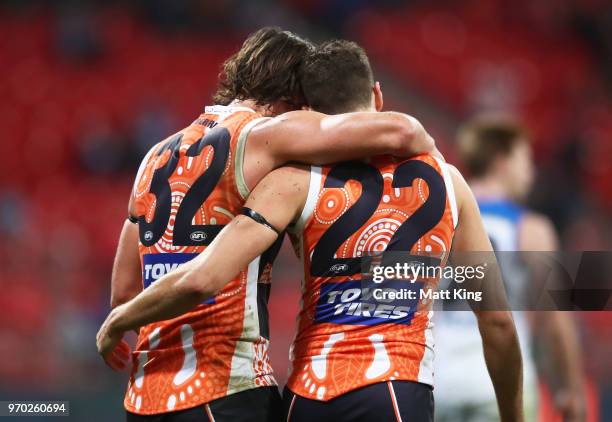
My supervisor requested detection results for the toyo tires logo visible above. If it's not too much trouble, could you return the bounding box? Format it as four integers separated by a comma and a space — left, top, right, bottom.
142, 253, 214, 304
314, 280, 421, 326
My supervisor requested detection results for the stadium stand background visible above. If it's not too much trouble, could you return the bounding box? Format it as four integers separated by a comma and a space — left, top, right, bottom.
0, 0, 610, 420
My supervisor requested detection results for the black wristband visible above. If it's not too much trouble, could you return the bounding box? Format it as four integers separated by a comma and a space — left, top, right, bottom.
127, 215, 139, 224
241, 207, 281, 235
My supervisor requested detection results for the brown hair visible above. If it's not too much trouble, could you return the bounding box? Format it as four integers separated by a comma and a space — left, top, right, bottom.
213, 27, 313, 108
457, 115, 529, 177
300, 39, 374, 114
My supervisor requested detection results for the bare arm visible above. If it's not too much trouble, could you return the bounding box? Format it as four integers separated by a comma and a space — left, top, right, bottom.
98, 199, 144, 370
449, 165, 524, 422
97, 166, 308, 348
103, 217, 279, 332
520, 214, 585, 421
245, 111, 438, 185
110, 219, 142, 308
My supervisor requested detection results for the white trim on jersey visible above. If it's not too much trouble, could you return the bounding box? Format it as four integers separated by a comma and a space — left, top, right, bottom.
204, 105, 255, 115
235, 117, 271, 200
290, 165, 322, 235
285, 166, 319, 381
435, 158, 458, 229
227, 257, 261, 389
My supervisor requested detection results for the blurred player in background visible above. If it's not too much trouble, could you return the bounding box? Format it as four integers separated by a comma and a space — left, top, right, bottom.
434, 116, 587, 422
98, 40, 525, 422
97, 27, 438, 421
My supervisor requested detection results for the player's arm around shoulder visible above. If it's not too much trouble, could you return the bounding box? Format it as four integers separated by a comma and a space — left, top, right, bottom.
175, 164, 310, 299
447, 164, 525, 422
101, 165, 310, 340
246, 110, 438, 170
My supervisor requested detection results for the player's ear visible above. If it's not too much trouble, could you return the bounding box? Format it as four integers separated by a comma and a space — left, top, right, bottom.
373, 81, 384, 112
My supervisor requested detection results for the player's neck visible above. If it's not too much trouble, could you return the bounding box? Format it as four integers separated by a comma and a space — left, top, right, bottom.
469, 177, 511, 201
228, 98, 288, 117
228, 99, 257, 111
352, 105, 376, 112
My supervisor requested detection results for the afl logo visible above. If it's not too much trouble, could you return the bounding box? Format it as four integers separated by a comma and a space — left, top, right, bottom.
144, 231, 154, 241
330, 263, 349, 273
190, 231, 207, 242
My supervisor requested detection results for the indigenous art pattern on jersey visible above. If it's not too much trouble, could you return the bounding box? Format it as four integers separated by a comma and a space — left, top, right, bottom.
288, 154, 457, 401
125, 107, 276, 415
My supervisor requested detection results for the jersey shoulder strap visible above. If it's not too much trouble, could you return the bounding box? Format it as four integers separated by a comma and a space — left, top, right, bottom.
288, 165, 323, 236
234, 116, 272, 199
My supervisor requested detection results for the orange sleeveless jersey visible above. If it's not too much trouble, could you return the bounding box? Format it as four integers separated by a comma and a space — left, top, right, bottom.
287, 154, 458, 401
125, 105, 278, 415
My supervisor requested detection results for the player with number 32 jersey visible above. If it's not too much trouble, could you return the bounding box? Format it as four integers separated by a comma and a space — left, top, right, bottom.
126, 107, 278, 415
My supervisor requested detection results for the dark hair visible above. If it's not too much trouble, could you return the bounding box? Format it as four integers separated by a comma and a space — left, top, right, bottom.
213, 27, 313, 108
300, 39, 374, 114
457, 116, 529, 177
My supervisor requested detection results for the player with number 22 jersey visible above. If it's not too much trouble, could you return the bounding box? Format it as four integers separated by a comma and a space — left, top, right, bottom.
286, 154, 456, 402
